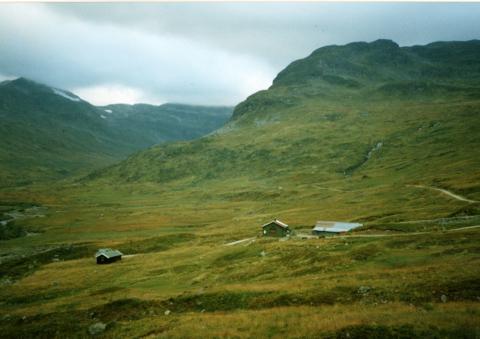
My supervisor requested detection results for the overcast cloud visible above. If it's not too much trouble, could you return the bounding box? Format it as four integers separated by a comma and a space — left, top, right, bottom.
0, 2, 479, 106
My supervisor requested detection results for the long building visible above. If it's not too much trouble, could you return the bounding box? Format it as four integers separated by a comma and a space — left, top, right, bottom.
312, 221, 363, 236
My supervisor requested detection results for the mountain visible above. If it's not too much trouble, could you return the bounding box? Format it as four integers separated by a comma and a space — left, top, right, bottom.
0, 78, 232, 187
233, 39, 480, 119
88, 40, 480, 224
99, 103, 232, 150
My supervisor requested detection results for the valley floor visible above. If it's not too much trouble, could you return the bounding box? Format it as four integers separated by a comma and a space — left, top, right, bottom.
0, 181, 479, 338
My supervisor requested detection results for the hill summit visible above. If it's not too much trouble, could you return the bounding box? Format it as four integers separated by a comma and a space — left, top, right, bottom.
233, 39, 480, 120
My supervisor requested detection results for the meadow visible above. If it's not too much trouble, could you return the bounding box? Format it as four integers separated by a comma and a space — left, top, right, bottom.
1, 154, 479, 337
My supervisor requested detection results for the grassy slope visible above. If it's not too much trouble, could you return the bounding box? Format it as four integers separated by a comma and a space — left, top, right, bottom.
0, 40, 479, 337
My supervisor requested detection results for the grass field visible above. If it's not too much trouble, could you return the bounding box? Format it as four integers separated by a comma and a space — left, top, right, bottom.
1, 172, 479, 337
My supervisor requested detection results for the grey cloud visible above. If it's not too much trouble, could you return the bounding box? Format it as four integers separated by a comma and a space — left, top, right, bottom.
47, 3, 480, 67
1, 3, 479, 105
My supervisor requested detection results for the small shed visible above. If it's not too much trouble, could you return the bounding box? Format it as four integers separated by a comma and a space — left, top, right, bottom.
262, 219, 291, 237
95, 248, 123, 264
312, 221, 363, 236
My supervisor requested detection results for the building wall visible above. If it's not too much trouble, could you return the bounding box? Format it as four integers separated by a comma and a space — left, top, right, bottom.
263, 223, 289, 237
312, 230, 342, 236
96, 255, 122, 264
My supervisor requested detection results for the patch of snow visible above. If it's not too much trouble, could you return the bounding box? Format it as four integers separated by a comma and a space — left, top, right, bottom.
104, 109, 113, 114
100, 115, 107, 119
52, 88, 81, 102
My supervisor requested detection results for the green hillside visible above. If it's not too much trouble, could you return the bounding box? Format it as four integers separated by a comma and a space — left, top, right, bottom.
100, 103, 232, 150
0, 78, 232, 187
89, 39, 480, 224
1, 40, 479, 337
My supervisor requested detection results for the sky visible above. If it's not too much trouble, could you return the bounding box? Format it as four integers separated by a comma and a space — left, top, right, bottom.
0, 2, 479, 106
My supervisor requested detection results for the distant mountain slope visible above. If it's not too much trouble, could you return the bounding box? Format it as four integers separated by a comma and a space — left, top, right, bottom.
0, 78, 232, 186
100, 103, 232, 150
88, 40, 480, 224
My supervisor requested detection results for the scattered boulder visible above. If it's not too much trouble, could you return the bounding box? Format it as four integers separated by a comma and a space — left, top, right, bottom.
164, 310, 171, 316
1, 278, 12, 286
441, 294, 447, 303
88, 322, 107, 336
357, 286, 372, 296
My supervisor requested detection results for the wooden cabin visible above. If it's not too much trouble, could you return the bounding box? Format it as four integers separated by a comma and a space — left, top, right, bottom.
262, 219, 291, 237
95, 248, 123, 264
312, 221, 363, 236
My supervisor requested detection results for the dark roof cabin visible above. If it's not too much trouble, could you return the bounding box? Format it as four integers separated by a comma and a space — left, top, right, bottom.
262, 219, 291, 237
95, 248, 123, 264
312, 221, 362, 236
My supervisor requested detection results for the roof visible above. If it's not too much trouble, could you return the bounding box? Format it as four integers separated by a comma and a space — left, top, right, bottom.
313, 221, 363, 233
95, 248, 123, 258
262, 219, 289, 229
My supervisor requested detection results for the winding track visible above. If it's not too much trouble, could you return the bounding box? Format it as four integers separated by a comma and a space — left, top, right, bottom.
408, 184, 479, 203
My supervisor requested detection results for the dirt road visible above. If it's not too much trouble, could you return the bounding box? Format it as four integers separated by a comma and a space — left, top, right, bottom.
408, 185, 478, 203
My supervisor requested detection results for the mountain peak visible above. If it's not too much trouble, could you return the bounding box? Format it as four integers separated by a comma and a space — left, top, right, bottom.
271, 39, 404, 88
370, 39, 399, 49
8, 76, 41, 87
235, 39, 480, 121
3, 77, 52, 93
270, 39, 480, 90
2, 77, 83, 102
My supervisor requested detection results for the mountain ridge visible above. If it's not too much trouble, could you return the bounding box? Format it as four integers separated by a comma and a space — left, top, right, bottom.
231, 39, 480, 121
